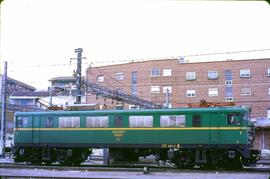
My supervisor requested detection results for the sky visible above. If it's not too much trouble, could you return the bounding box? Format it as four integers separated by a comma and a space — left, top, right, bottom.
0, 0, 270, 90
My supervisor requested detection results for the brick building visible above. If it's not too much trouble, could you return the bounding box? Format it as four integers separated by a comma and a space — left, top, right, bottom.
86, 58, 270, 117
86, 58, 270, 149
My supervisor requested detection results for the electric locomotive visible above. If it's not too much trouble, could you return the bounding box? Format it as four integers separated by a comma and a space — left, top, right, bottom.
12, 107, 260, 168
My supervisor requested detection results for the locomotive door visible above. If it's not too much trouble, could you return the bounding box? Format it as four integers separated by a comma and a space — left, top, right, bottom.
32, 116, 40, 144
210, 113, 219, 144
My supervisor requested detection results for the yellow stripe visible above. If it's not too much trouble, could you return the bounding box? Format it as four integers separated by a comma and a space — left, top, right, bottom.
15, 127, 248, 131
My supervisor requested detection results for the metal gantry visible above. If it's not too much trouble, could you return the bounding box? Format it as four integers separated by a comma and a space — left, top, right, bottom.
82, 80, 162, 109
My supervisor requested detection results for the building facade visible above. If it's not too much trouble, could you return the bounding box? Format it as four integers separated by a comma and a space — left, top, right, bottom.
86, 58, 270, 149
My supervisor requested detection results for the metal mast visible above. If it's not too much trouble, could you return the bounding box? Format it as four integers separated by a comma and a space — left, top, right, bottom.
0, 61, 7, 157
74, 48, 83, 104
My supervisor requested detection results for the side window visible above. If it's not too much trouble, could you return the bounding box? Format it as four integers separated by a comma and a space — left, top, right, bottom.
16, 117, 28, 127
160, 115, 185, 127
115, 115, 123, 128
59, 117, 80, 128
86, 116, 109, 128
129, 116, 153, 128
227, 114, 241, 125
46, 117, 54, 128
192, 115, 201, 127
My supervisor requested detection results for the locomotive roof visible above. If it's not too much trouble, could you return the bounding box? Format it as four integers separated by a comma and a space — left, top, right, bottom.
15, 107, 248, 116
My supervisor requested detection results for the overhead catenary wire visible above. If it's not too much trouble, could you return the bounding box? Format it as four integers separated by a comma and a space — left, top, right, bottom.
3, 48, 270, 69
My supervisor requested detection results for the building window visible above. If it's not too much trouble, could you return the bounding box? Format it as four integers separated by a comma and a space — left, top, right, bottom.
116, 72, 124, 80
163, 102, 172, 108
131, 84, 137, 96
225, 80, 232, 86
208, 71, 219, 79
163, 69, 172, 76
59, 117, 80, 128
186, 90, 196, 97
186, 72, 196, 80
208, 88, 218, 97
131, 71, 137, 83
151, 86, 160, 93
225, 96, 234, 102
151, 68, 160, 77
129, 116, 153, 128
163, 86, 172, 93
160, 115, 185, 127
240, 69, 251, 78
97, 75, 104, 82
268, 68, 270, 76
129, 105, 140, 109
267, 109, 270, 119
268, 88, 270, 95
86, 116, 109, 128
131, 71, 137, 96
241, 88, 251, 96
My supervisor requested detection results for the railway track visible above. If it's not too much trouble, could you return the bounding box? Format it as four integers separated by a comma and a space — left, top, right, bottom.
0, 161, 269, 173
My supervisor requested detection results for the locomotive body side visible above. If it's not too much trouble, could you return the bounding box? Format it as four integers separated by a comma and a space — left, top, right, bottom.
13, 107, 259, 168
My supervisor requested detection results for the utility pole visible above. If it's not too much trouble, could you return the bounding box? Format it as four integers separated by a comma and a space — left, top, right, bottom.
0, 61, 7, 157
74, 48, 83, 104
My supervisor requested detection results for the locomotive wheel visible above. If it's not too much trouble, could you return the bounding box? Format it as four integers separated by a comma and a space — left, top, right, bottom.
174, 150, 195, 169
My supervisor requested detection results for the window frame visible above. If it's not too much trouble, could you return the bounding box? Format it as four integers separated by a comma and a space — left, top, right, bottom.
227, 113, 241, 126
208, 88, 218, 97
96, 75, 104, 82
16, 116, 28, 128
225, 96, 234, 102
116, 72, 124, 81
160, 115, 186, 127
241, 88, 251, 96
129, 116, 153, 128
240, 69, 251, 78
59, 116, 80, 128
208, 71, 219, 80
225, 80, 233, 86
151, 68, 161, 77
163, 86, 172, 94
151, 86, 160, 93
186, 89, 196, 97
163, 69, 172, 76
86, 116, 109, 128
186, 72, 196, 81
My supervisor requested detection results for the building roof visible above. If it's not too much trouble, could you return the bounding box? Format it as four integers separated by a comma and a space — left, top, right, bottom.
49, 76, 76, 82
10, 91, 50, 98
0, 75, 36, 91
89, 57, 270, 68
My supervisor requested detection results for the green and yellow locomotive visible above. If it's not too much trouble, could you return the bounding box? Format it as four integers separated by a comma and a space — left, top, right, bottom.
13, 107, 260, 168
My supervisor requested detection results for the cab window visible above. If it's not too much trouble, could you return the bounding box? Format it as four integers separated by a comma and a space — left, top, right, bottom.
227, 113, 241, 125
16, 117, 28, 127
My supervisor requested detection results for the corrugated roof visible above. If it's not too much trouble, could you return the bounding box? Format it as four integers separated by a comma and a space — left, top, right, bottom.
0, 75, 36, 91
11, 91, 50, 97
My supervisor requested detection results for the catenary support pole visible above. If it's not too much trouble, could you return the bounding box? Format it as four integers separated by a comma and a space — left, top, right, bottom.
0, 61, 7, 157
74, 48, 83, 104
